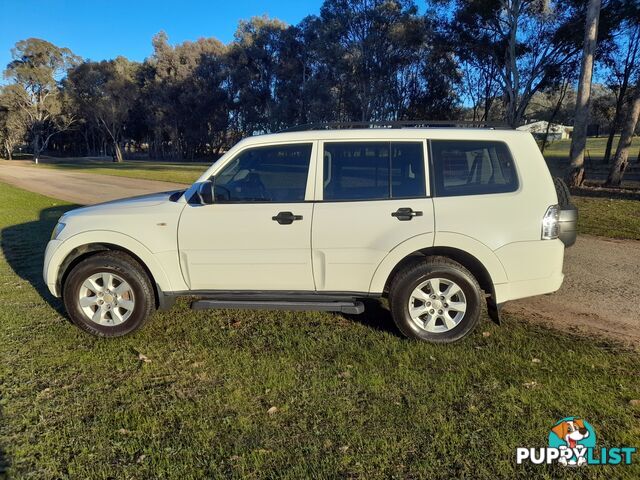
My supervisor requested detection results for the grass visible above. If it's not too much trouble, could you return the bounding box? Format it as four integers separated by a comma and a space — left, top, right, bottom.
574, 196, 640, 240
35, 157, 207, 184
1, 181, 639, 479
543, 135, 640, 173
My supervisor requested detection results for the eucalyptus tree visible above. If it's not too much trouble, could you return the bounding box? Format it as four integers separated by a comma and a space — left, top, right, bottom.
600, 4, 640, 164
226, 16, 291, 134
0, 90, 27, 159
605, 79, 640, 186
142, 32, 228, 159
66, 57, 140, 162
307, 0, 455, 122
435, 0, 600, 128
3, 38, 79, 162
568, 0, 602, 187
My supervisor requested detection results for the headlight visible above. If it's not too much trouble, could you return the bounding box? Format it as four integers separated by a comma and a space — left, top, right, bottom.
541, 205, 560, 240
50, 222, 66, 240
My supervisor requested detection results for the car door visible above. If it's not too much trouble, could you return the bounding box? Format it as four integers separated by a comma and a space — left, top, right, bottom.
311, 140, 435, 293
178, 141, 317, 291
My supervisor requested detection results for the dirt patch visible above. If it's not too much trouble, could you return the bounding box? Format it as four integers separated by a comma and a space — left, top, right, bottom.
0, 160, 186, 204
505, 235, 640, 349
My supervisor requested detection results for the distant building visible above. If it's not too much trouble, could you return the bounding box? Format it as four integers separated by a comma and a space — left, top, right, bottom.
516, 121, 573, 141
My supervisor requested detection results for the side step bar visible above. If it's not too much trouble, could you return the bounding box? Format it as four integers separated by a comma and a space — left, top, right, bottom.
191, 299, 365, 314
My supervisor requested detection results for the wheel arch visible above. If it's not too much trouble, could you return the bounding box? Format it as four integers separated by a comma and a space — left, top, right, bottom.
382, 246, 495, 298
50, 232, 173, 308
58, 243, 160, 305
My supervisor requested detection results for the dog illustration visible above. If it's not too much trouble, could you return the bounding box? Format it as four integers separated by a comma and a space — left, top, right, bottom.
551, 418, 590, 466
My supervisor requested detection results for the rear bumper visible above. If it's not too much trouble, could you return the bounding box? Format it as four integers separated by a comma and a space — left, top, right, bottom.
493, 239, 565, 303
558, 205, 578, 247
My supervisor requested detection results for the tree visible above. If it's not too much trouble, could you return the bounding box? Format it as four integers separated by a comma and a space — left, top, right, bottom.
227, 16, 290, 134
0, 88, 28, 159
66, 57, 140, 162
605, 81, 640, 186
141, 32, 229, 160
567, 0, 602, 186
600, 6, 640, 163
436, 0, 602, 128
3, 38, 79, 163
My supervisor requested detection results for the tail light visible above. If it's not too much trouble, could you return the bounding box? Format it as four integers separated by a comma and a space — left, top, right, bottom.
541, 205, 560, 240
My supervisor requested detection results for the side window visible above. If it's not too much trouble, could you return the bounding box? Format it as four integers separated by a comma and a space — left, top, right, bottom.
323, 142, 425, 201
430, 140, 518, 197
214, 143, 312, 202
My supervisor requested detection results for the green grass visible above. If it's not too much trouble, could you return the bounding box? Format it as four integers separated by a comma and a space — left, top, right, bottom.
38, 158, 208, 184
1, 182, 639, 479
574, 196, 640, 240
543, 135, 640, 170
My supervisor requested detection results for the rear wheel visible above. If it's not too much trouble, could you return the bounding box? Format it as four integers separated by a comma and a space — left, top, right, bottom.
63, 251, 155, 337
389, 257, 482, 342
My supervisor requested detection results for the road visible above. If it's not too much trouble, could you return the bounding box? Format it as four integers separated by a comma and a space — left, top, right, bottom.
1, 159, 639, 347
0, 160, 185, 204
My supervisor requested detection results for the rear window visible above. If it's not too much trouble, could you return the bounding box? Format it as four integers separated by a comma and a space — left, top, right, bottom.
430, 140, 518, 197
323, 142, 426, 201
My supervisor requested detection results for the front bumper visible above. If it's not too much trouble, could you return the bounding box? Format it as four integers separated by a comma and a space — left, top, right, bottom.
43, 239, 63, 296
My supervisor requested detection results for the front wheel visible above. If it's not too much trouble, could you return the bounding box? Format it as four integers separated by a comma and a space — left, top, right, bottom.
63, 251, 155, 337
389, 257, 482, 342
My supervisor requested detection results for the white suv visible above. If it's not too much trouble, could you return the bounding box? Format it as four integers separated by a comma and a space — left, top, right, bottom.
43, 125, 577, 342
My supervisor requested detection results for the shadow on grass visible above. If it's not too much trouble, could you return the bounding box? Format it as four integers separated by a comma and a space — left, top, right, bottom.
342, 298, 403, 337
0, 204, 78, 313
571, 185, 640, 201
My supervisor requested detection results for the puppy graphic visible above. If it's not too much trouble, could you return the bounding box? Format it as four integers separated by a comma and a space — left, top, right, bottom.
551, 418, 590, 466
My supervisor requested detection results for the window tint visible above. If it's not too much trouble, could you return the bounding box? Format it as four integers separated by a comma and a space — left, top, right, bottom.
214, 144, 312, 202
430, 140, 518, 197
323, 142, 425, 201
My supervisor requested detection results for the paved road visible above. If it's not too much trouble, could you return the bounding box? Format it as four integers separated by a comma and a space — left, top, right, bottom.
0, 160, 186, 204
2, 159, 639, 347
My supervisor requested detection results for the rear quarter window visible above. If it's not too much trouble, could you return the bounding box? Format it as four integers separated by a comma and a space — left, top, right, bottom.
430, 140, 518, 197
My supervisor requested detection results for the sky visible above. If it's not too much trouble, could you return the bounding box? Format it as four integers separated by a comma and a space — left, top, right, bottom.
0, 0, 324, 75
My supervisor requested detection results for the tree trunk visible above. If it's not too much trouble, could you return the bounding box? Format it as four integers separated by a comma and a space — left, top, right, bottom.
603, 122, 618, 165
605, 86, 640, 186
603, 89, 627, 164
541, 81, 569, 154
33, 132, 41, 164
567, 0, 601, 186
5, 140, 12, 160
113, 141, 123, 163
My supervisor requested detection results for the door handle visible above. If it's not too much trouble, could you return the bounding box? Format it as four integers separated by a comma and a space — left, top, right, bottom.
272, 211, 303, 225
391, 207, 423, 221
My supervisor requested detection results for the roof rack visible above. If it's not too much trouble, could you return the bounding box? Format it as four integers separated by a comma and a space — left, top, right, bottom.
278, 120, 513, 133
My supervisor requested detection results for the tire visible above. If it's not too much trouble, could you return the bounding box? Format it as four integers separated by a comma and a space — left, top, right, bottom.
63, 251, 155, 337
388, 256, 482, 343
553, 177, 572, 208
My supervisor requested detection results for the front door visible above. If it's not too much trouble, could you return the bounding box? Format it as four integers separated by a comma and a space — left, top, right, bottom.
312, 140, 435, 293
178, 142, 317, 291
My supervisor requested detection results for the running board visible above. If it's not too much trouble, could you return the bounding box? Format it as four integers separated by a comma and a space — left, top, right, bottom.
191, 299, 365, 314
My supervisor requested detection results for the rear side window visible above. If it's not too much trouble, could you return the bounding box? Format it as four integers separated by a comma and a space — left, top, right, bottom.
323, 142, 425, 201
430, 140, 518, 197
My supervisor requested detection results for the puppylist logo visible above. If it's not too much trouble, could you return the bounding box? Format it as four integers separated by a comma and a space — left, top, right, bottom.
516, 417, 637, 466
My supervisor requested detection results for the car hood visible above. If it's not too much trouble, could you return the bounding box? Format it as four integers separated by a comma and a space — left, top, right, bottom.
63, 190, 184, 219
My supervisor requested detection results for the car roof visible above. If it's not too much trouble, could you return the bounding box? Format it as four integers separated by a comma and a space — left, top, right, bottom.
239, 128, 531, 146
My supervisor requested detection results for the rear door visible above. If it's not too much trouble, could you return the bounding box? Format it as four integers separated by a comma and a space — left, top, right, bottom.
311, 140, 435, 293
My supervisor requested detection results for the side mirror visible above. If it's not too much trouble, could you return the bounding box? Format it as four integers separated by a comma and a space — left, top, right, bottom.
195, 180, 215, 205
